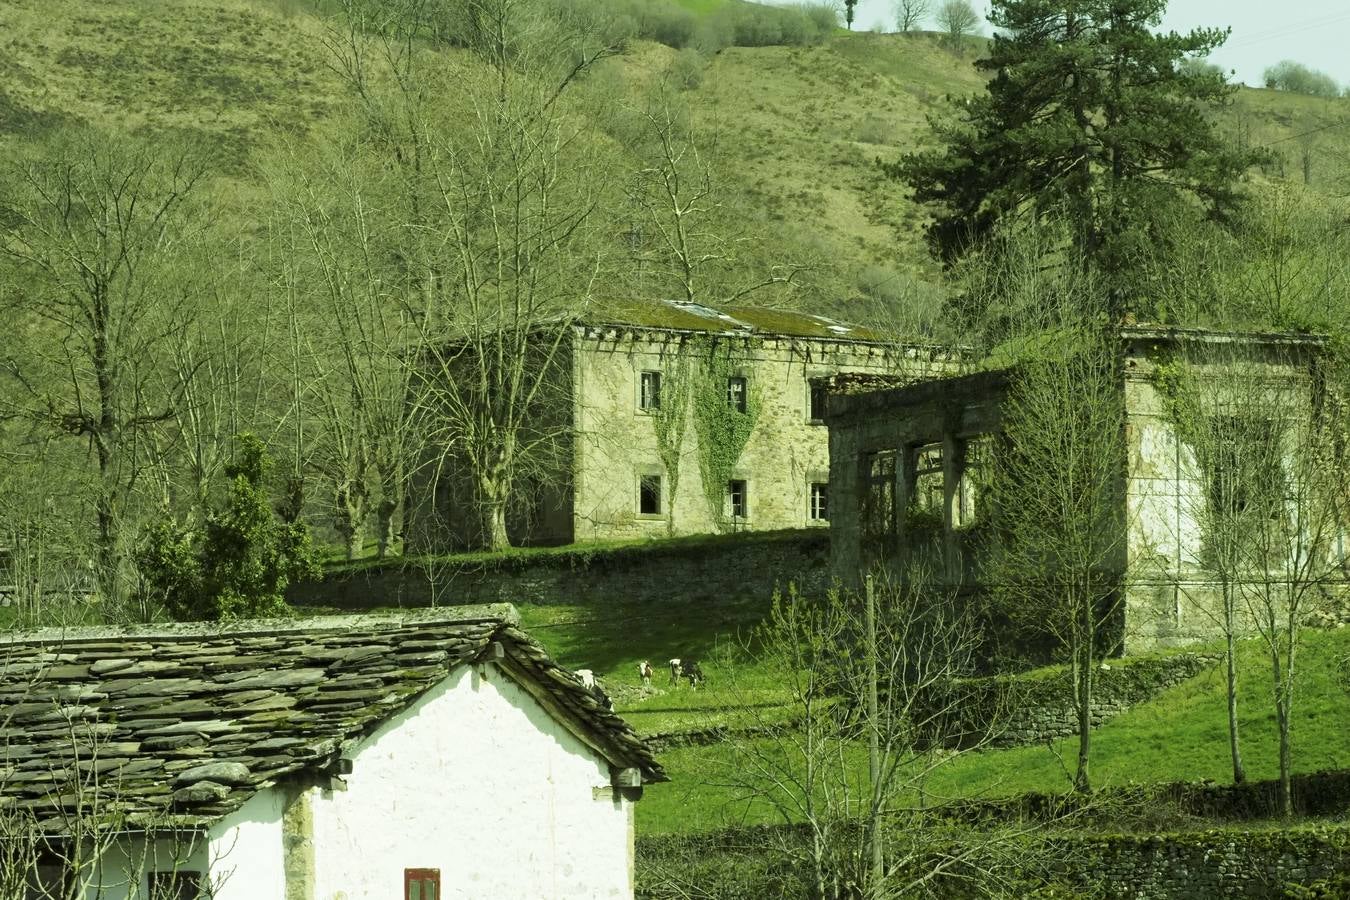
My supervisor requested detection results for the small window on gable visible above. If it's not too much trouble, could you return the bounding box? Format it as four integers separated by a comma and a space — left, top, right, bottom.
727, 479, 748, 519
808, 380, 827, 423
640, 371, 662, 411
727, 376, 748, 413
639, 473, 662, 515
405, 869, 441, 900
148, 872, 202, 900
809, 482, 829, 521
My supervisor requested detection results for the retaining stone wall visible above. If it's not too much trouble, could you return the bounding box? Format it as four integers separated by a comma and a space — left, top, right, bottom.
944, 652, 1222, 749
288, 530, 830, 610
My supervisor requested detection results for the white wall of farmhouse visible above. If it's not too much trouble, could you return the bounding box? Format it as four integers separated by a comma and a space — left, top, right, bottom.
306, 662, 634, 900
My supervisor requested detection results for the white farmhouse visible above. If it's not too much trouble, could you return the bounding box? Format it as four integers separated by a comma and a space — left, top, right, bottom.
0, 605, 664, 899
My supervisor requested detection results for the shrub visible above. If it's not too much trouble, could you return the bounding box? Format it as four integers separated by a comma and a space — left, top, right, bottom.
800, 2, 839, 35
634, 0, 698, 48
668, 47, 706, 90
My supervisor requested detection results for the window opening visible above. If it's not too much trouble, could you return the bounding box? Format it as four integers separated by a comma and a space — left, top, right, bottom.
808, 380, 827, 423
727, 376, 748, 413
639, 371, 662, 411
912, 444, 944, 516
951, 437, 990, 529
727, 479, 748, 519
861, 449, 897, 551
809, 482, 829, 521
639, 474, 662, 515
405, 869, 441, 900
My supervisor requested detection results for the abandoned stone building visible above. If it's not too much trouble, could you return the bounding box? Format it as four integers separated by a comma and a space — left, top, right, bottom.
826, 325, 1343, 654
408, 299, 948, 551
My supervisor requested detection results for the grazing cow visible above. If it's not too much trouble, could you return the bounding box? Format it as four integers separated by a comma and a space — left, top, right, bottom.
682, 659, 705, 688
638, 660, 654, 686
575, 668, 596, 689
668, 658, 706, 688
589, 683, 614, 712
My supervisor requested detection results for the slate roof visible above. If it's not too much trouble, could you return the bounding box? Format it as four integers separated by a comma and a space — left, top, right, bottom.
0, 605, 665, 834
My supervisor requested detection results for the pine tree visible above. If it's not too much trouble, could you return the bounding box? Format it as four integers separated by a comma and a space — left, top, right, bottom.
893, 0, 1259, 317
137, 434, 319, 622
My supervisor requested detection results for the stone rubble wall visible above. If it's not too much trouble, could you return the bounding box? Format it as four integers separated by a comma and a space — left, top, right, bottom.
288, 530, 831, 610
942, 652, 1222, 749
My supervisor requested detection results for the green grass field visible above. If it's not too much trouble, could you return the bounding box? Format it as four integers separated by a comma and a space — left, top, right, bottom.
619, 627, 1350, 834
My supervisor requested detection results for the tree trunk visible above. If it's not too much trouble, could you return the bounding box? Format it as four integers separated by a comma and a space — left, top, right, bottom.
483, 494, 511, 551
1074, 626, 1093, 794
1224, 601, 1246, 784
1277, 694, 1293, 818
376, 497, 399, 559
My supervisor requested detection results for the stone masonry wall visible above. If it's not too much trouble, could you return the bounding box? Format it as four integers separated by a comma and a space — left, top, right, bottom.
289, 530, 830, 610
943, 652, 1221, 749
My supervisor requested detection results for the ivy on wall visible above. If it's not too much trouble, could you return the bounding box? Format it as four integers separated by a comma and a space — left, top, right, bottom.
653, 343, 692, 536
691, 338, 761, 531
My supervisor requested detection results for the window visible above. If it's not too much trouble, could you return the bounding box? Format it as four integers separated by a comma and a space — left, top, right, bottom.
808, 380, 828, 423
639, 473, 662, 515
148, 872, 202, 900
809, 482, 829, 521
912, 443, 944, 515
405, 869, 441, 900
861, 449, 897, 552
727, 479, 748, 519
726, 376, 748, 413
639, 370, 662, 411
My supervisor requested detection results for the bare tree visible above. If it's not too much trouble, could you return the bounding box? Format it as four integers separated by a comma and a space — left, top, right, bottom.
895, 0, 930, 33
0, 128, 207, 611
985, 320, 1127, 794
936, 0, 979, 49
694, 571, 1036, 898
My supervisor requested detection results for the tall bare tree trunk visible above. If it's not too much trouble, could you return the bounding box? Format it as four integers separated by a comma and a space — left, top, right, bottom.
1225, 594, 1246, 784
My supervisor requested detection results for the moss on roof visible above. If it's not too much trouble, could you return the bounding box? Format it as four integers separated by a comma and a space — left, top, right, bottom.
583, 298, 887, 342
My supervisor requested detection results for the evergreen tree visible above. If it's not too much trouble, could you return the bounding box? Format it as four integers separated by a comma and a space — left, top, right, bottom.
137, 434, 319, 622
893, 0, 1259, 317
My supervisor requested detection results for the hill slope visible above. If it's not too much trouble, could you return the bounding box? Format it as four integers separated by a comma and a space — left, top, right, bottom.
4, 0, 1347, 317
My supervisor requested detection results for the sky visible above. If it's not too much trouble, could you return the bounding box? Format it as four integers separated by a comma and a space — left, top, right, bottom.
844, 0, 1350, 90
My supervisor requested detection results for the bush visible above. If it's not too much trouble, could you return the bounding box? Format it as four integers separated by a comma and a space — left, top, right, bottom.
800, 2, 839, 35
632, 0, 698, 48
1264, 60, 1342, 98
668, 47, 706, 90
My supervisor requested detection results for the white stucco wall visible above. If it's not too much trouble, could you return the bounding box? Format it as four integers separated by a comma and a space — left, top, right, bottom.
308, 662, 635, 900
208, 788, 289, 900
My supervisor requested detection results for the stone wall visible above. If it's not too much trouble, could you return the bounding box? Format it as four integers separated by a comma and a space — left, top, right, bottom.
573, 328, 915, 543
289, 530, 830, 610
636, 821, 1350, 899
941, 652, 1221, 749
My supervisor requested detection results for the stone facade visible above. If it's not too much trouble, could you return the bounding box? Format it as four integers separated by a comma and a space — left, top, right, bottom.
826, 326, 1337, 654
409, 300, 946, 551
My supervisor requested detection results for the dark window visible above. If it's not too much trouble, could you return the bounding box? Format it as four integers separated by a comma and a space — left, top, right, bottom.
861, 449, 897, 553
727, 376, 748, 413
405, 869, 441, 900
808, 381, 827, 423
640, 371, 662, 410
639, 474, 662, 515
148, 872, 202, 900
810, 482, 829, 521
727, 479, 748, 519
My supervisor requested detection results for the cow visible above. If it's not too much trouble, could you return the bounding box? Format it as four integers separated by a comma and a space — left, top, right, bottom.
638, 660, 654, 686
668, 658, 705, 688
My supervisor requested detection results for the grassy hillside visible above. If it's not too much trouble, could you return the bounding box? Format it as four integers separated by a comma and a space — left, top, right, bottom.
4, 0, 1347, 318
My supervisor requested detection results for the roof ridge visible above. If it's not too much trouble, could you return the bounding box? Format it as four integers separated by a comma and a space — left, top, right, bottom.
0, 603, 520, 646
